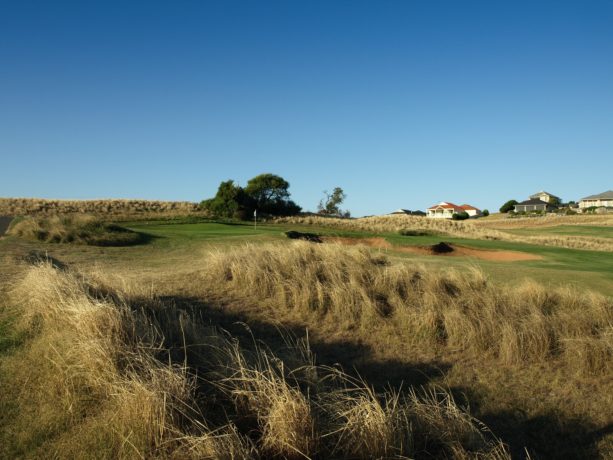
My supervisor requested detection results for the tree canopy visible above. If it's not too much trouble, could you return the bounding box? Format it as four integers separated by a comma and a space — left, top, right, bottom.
499, 199, 518, 213
201, 173, 301, 219
317, 187, 349, 217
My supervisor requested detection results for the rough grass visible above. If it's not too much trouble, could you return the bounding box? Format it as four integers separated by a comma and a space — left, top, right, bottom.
0, 197, 203, 220
8, 215, 147, 246
202, 242, 613, 375
0, 262, 511, 459
276, 214, 613, 252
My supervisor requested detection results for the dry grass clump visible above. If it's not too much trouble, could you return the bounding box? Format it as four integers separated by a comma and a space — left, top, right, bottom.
276, 215, 613, 251
197, 327, 508, 459
202, 242, 613, 375
0, 197, 203, 220
1, 263, 199, 458
8, 214, 145, 246
1, 262, 510, 459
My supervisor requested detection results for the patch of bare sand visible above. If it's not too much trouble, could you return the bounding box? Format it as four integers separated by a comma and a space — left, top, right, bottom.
323, 236, 542, 262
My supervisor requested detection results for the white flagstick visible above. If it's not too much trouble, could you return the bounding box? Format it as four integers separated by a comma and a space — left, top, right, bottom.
254, 209, 257, 230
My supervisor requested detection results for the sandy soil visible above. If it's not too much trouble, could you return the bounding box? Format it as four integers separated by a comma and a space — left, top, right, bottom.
323, 236, 542, 262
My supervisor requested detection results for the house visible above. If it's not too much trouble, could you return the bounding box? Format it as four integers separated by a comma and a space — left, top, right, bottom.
459, 204, 482, 217
390, 209, 426, 216
578, 190, 613, 209
514, 199, 555, 213
426, 202, 482, 219
529, 191, 560, 204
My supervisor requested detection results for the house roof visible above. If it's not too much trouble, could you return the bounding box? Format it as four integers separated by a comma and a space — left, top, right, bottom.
427, 202, 481, 212
516, 198, 549, 206
580, 190, 613, 201
529, 191, 560, 199
427, 202, 464, 212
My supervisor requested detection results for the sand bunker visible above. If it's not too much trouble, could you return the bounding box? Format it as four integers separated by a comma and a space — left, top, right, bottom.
324, 237, 542, 262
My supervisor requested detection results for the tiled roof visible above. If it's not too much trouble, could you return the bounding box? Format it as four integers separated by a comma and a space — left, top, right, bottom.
427, 202, 464, 211
580, 190, 613, 201
460, 204, 480, 211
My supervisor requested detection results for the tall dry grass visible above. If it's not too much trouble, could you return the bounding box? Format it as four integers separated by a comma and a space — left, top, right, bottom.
475, 213, 613, 229
1, 261, 511, 459
0, 197, 203, 220
202, 242, 613, 375
276, 214, 613, 252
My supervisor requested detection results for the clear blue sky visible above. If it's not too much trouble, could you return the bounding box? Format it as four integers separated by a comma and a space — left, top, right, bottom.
1, 1, 612, 216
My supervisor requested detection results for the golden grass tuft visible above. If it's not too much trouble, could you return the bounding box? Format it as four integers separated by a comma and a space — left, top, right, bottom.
202, 242, 613, 374
2, 263, 198, 458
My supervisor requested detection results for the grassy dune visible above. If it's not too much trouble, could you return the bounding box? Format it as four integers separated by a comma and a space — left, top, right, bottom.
203, 242, 612, 375
0, 261, 511, 459
0, 197, 203, 220
8, 215, 147, 246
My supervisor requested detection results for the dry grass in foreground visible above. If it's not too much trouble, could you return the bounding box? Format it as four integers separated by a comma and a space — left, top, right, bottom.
0, 261, 510, 459
202, 242, 613, 375
276, 215, 613, 252
7, 215, 146, 246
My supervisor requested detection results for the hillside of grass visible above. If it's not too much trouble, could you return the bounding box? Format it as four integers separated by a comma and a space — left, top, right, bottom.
0, 197, 204, 220
1, 218, 612, 458
0, 261, 510, 459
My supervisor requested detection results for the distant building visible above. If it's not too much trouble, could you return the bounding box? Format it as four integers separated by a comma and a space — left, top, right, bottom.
514, 199, 555, 213
426, 202, 482, 219
578, 190, 613, 209
529, 191, 560, 204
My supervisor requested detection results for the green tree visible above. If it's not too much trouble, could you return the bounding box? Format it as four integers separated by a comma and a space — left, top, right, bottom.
499, 199, 518, 213
200, 180, 247, 218
317, 187, 348, 217
244, 173, 301, 216
482, 209, 490, 217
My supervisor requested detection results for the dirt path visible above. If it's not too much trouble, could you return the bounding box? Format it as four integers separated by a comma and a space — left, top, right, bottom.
323, 236, 542, 262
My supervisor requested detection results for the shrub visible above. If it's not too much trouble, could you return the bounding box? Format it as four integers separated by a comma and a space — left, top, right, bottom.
499, 200, 518, 213
482, 209, 490, 217
452, 211, 470, 220
8, 215, 146, 246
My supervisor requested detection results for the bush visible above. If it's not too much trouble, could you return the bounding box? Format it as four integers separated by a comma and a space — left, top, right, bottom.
499, 200, 518, 213
8, 215, 146, 246
452, 211, 469, 220
482, 209, 490, 217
